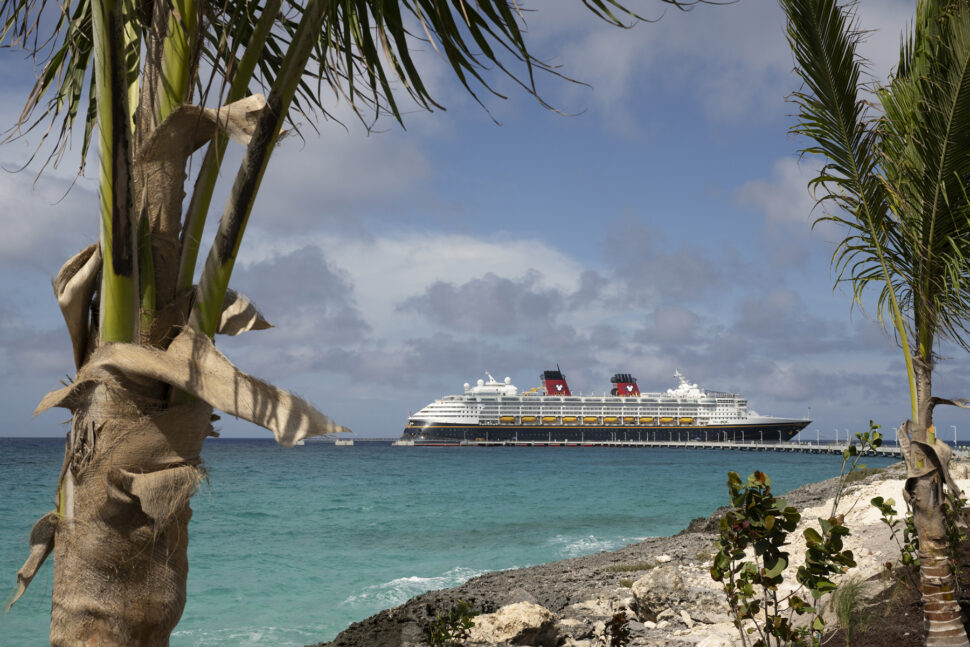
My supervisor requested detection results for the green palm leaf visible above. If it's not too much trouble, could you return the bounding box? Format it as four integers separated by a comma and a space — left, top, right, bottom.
781, 0, 917, 415
881, 1, 970, 353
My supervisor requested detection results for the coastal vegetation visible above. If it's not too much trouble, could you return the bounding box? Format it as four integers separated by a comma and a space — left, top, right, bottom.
605, 561, 658, 573
779, 0, 970, 643
829, 422, 882, 515
710, 470, 856, 647
830, 576, 871, 647
0, 0, 716, 643
425, 599, 478, 647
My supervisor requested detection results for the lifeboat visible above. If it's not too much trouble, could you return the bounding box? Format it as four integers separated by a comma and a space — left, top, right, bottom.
563, 416, 578, 423
679, 417, 694, 425
639, 417, 654, 424
604, 417, 619, 423
660, 417, 675, 424
542, 416, 558, 423
521, 416, 537, 423
500, 416, 516, 423
623, 417, 636, 423
583, 416, 599, 424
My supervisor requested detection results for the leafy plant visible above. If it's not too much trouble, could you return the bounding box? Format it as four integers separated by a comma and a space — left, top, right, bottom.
871, 495, 920, 589
711, 471, 857, 647
830, 421, 883, 516
604, 611, 632, 647
425, 599, 478, 647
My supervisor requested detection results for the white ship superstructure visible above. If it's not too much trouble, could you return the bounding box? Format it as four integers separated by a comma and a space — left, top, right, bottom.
402, 369, 810, 444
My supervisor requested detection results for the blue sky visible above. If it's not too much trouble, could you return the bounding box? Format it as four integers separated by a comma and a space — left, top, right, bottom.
1, 0, 968, 441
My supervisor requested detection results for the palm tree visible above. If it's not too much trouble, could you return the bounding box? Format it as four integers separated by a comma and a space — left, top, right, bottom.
2, 0, 709, 643
780, 0, 970, 644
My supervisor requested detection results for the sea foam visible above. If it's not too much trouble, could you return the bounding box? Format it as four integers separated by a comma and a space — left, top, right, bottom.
548, 533, 648, 558
342, 566, 489, 608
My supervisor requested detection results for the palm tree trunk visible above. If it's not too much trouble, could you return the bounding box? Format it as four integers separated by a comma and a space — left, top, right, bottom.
903, 358, 969, 647
26, 317, 342, 644
51, 384, 212, 646
911, 475, 967, 647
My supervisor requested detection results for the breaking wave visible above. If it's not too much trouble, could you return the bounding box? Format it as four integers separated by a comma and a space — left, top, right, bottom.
547, 533, 647, 558
342, 566, 489, 609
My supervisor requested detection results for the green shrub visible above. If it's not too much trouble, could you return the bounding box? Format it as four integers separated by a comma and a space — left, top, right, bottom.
710, 470, 856, 647
870, 495, 920, 590
425, 599, 478, 647
830, 422, 883, 516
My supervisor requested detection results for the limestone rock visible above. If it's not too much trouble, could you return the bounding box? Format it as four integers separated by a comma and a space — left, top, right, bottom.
632, 564, 686, 614
630, 563, 730, 625
626, 620, 648, 637
680, 610, 693, 629
501, 587, 538, 606
563, 589, 637, 623
696, 630, 737, 647
558, 617, 593, 640
466, 601, 559, 647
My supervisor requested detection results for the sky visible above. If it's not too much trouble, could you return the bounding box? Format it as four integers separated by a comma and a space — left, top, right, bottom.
1, 0, 969, 442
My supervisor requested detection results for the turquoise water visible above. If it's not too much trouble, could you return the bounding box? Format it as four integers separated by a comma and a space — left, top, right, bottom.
0, 438, 896, 646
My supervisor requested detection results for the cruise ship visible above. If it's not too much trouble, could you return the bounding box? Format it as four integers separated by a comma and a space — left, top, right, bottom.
400, 369, 810, 445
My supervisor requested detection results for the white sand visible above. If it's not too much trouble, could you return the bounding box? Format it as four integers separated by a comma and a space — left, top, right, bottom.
780, 477, 970, 594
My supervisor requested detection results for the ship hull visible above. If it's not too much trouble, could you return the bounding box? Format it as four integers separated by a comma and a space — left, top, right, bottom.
401, 420, 807, 444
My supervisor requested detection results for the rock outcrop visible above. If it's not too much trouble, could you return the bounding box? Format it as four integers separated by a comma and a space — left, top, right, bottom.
467, 601, 558, 646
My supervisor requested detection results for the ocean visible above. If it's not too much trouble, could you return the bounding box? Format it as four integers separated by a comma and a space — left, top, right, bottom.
0, 437, 897, 646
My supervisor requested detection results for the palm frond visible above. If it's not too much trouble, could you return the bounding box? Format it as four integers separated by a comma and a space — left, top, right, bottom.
781, 0, 897, 309
881, 1, 970, 353
5, 0, 711, 170
781, 0, 918, 417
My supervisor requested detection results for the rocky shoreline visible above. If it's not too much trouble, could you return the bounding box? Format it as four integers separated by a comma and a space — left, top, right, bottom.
310, 460, 961, 647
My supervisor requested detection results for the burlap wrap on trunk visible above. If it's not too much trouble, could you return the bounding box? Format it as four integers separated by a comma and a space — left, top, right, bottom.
49, 387, 212, 646
14, 325, 347, 644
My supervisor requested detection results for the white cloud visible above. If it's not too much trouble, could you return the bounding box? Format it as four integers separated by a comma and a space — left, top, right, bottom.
0, 170, 96, 273
234, 230, 587, 338
254, 124, 432, 233
736, 158, 816, 229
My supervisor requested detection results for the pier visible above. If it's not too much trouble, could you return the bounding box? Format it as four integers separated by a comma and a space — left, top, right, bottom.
391, 438, 970, 458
